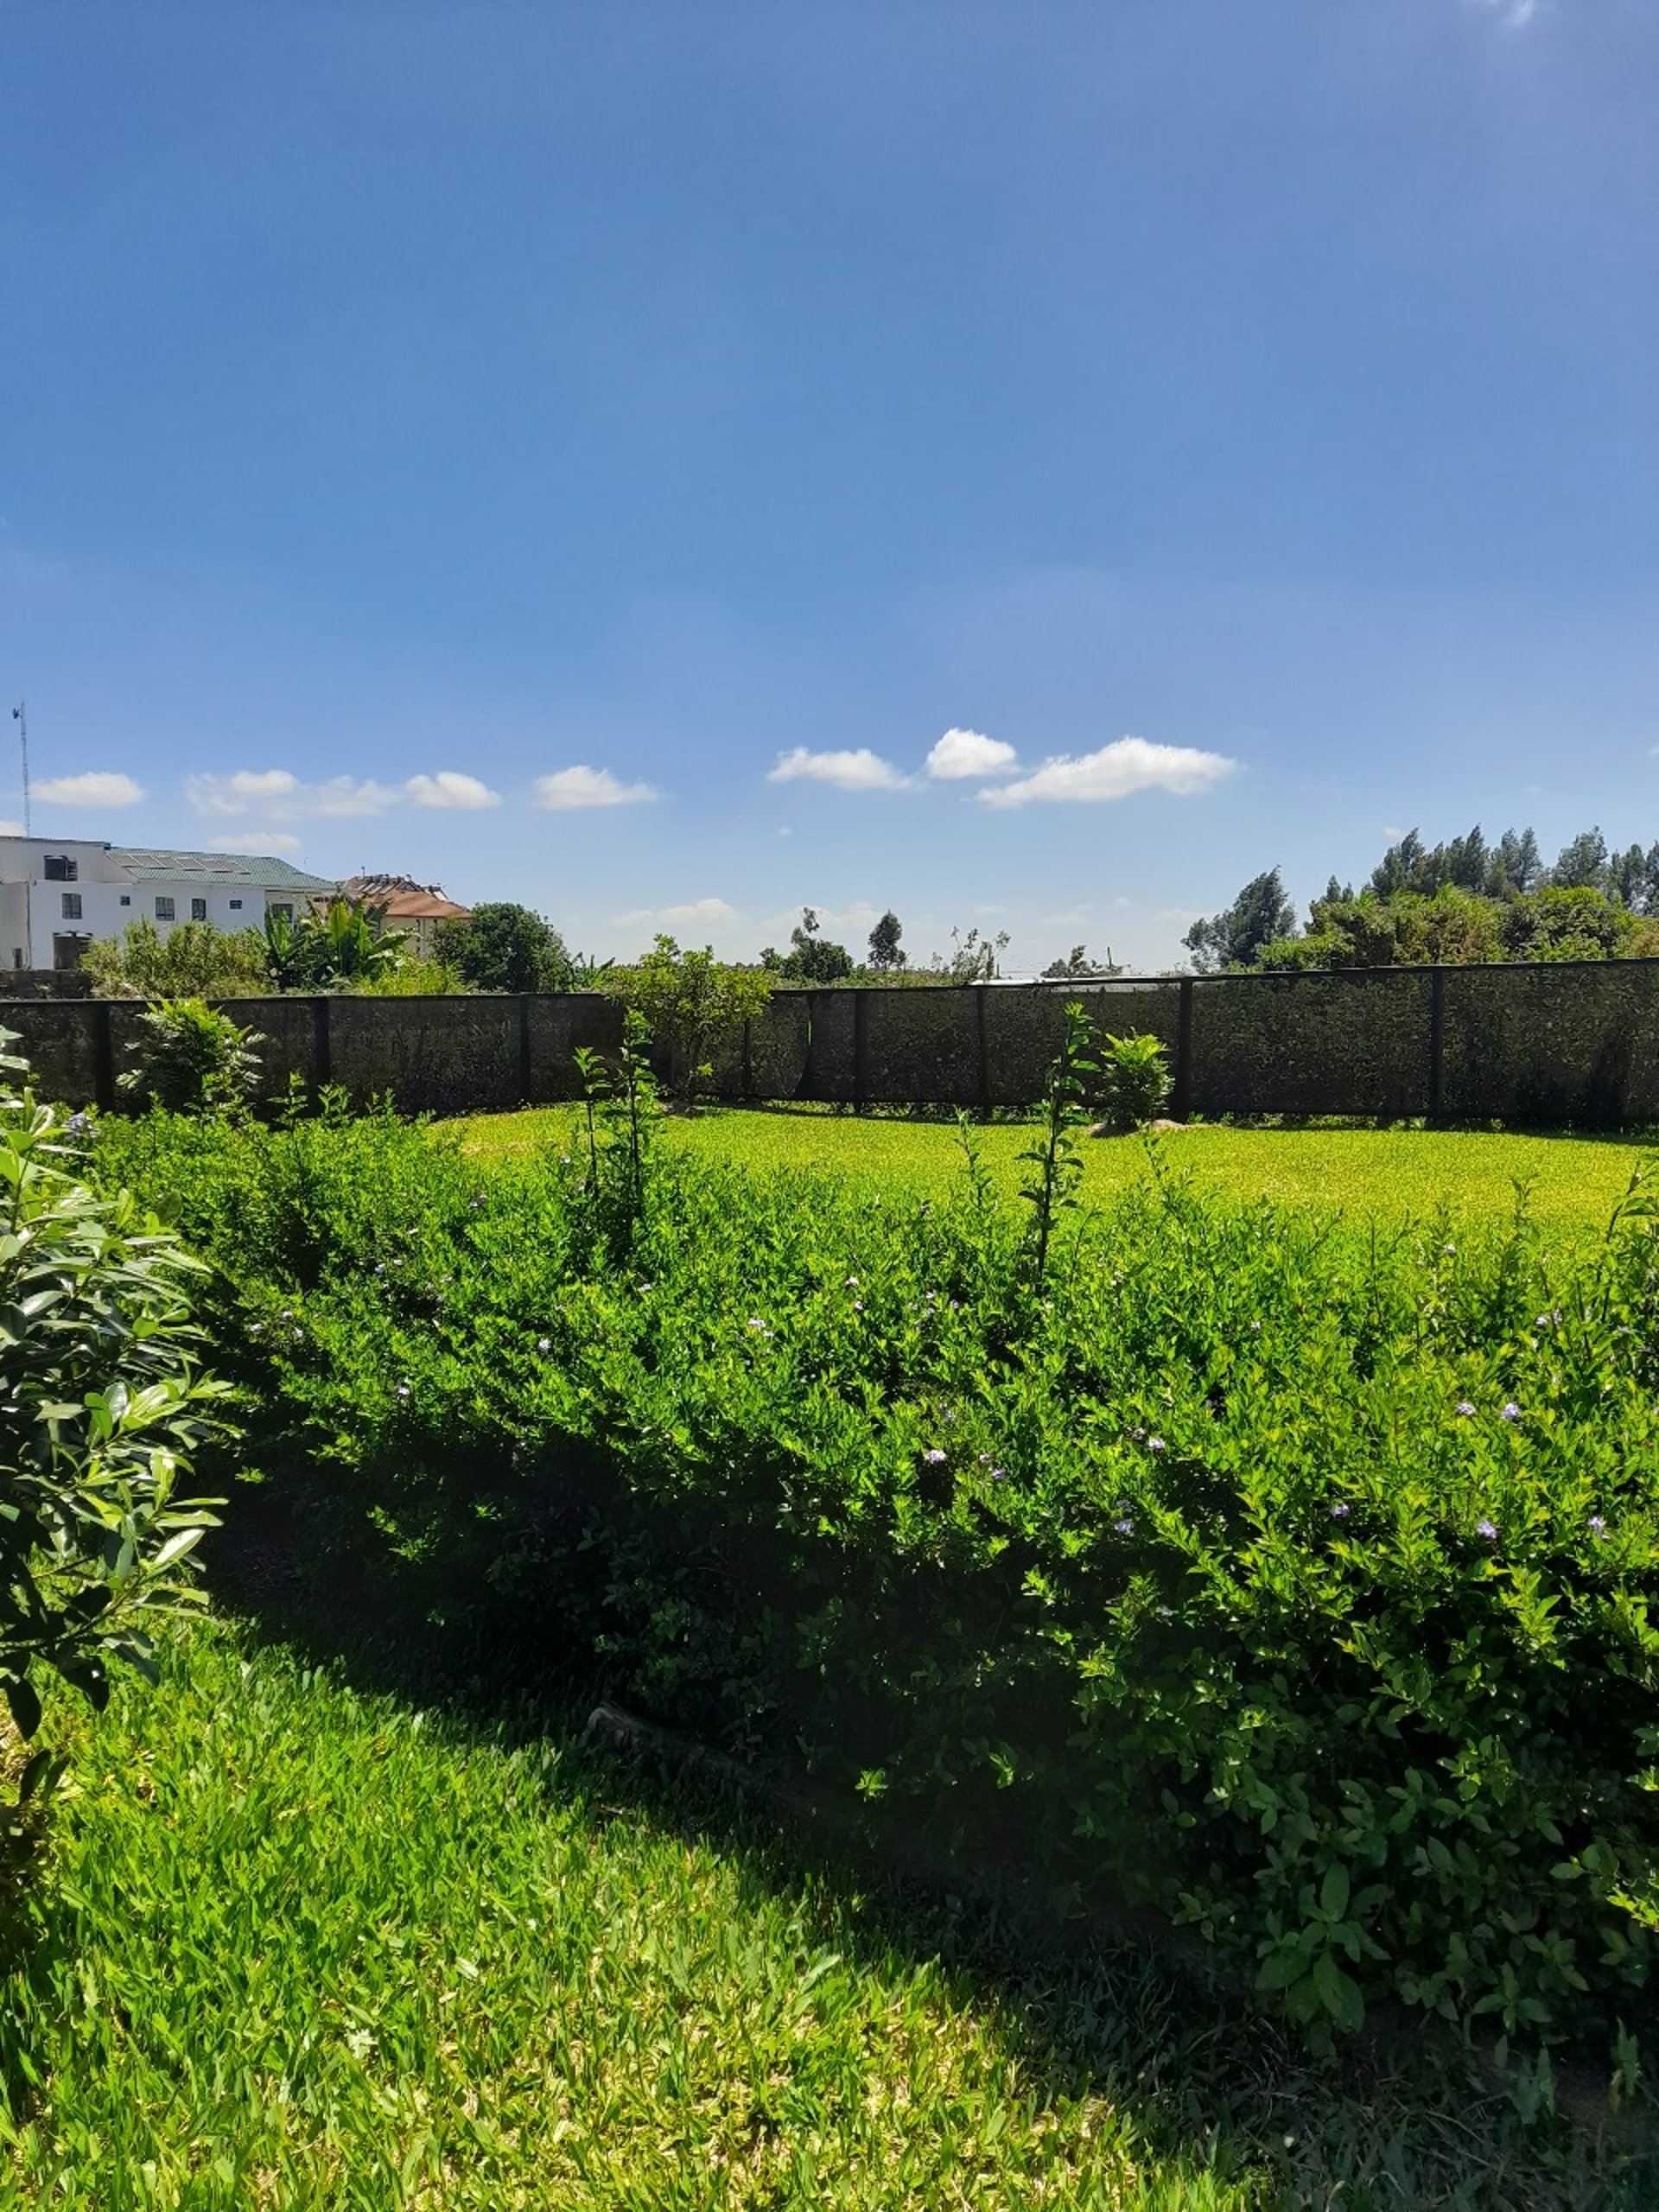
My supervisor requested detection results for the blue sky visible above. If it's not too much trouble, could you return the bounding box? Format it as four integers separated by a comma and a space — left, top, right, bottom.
3, 0, 1655, 971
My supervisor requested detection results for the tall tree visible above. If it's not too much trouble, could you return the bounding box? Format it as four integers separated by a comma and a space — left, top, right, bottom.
1551, 827, 1611, 893
866, 911, 906, 970
1184, 868, 1297, 972
1490, 828, 1543, 897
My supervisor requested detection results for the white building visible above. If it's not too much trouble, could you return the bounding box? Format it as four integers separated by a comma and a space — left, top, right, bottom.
0, 837, 338, 973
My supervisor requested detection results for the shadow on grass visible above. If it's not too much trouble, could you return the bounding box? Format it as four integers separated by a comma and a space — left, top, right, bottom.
0, 1745, 70, 2128
200, 1476, 1656, 2212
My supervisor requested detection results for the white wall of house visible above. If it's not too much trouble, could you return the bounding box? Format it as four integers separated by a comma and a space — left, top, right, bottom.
0, 837, 318, 970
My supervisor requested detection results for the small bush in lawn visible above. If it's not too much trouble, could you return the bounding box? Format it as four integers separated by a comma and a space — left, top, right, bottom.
118, 999, 264, 1118
0, 1031, 227, 1783
1097, 1030, 1172, 1132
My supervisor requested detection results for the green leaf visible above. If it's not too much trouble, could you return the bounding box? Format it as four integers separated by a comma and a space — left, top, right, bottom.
1319, 1863, 1351, 1923
3, 1675, 41, 1740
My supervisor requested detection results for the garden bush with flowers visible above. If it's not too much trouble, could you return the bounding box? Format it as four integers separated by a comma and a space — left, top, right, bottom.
90, 1020, 1659, 2071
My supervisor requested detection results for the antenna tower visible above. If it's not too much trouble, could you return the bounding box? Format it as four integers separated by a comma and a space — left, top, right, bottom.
10, 702, 29, 835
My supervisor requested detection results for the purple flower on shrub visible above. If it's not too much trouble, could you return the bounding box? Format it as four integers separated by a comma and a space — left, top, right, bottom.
1147, 1436, 1166, 1453
1588, 1515, 1609, 1540
1113, 1516, 1135, 1535
1454, 1401, 1477, 1418
990, 1467, 1008, 1484
1330, 1501, 1351, 1520
922, 1448, 948, 1465
1476, 1517, 1498, 1541
1499, 1402, 1522, 1422
396, 1382, 411, 1401
537, 1337, 551, 1354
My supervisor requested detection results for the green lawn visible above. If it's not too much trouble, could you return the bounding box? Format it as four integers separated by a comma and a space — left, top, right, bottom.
1, 1618, 1630, 2210
454, 1105, 1654, 1236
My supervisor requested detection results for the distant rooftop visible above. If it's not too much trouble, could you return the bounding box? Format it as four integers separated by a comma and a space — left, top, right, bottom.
339, 872, 471, 921
110, 846, 338, 892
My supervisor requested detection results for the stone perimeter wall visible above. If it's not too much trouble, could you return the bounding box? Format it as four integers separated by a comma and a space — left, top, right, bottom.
8, 963, 1659, 1128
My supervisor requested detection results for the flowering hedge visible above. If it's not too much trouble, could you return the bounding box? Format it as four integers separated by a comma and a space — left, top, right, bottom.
94, 1103, 1659, 2062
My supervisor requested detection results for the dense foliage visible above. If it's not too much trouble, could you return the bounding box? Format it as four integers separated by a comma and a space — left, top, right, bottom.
0, 1033, 226, 1761
1191, 823, 1659, 975
263, 896, 410, 988
83, 918, 271, 1001
762, 907, 856, 983
436, 901, 575, 993
605, 935, 775, 1105
89, 1077, 1659, 2072
117, 999, 264, 1117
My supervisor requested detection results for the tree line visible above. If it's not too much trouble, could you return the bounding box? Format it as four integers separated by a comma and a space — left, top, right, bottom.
1185, 824, 1659, 973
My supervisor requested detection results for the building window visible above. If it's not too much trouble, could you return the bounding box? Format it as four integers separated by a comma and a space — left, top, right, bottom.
60, 892, 82, 920
191, 897, 208, 922
43, 854, 78, 882
229, 898, 243, 911
155, 895, 175, 922
52, 935, 87, 971
270, 903, 293, 923
118, 893, 130, 906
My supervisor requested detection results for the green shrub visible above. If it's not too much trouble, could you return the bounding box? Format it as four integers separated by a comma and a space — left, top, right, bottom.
606, 937, 773, 1107
0, 1033, 227, 1765
1099, 1030, 1172, 1132
435, 902, 572, 994
118, 999, 264, 1117
264, 898, 410, 989
83, 917, 271, 1000
88, 1092, 1659, 2069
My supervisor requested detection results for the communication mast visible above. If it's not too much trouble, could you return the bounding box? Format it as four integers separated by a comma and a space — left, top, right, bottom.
10, 702, 29, 835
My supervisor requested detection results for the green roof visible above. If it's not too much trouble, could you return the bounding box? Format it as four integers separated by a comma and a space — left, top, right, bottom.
110, 847, 339, 893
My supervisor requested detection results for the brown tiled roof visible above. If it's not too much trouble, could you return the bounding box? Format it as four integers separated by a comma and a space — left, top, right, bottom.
338, 874, 472, 922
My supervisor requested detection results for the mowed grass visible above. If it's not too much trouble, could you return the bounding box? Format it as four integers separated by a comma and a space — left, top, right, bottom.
0, 1620, 1306, 2212
454, 1105, 1653, 1236
2, 1618, 1637, 2211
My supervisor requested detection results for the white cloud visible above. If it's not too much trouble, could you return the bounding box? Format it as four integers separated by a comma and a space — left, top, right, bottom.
533, 765, 659, 810
0, 819, 22, 836
404, 770, 501, 810
186, 767, 300, 817
35, 770, 145, 807
614, 895, 737, 928
211, 830, 302, 855
925, 727, 1019, 780
309, 777, 401, 817
979, 736, 1236, 809
660, 896, 736, 925
766, 747, 911, 792
188, 769, 398, 821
